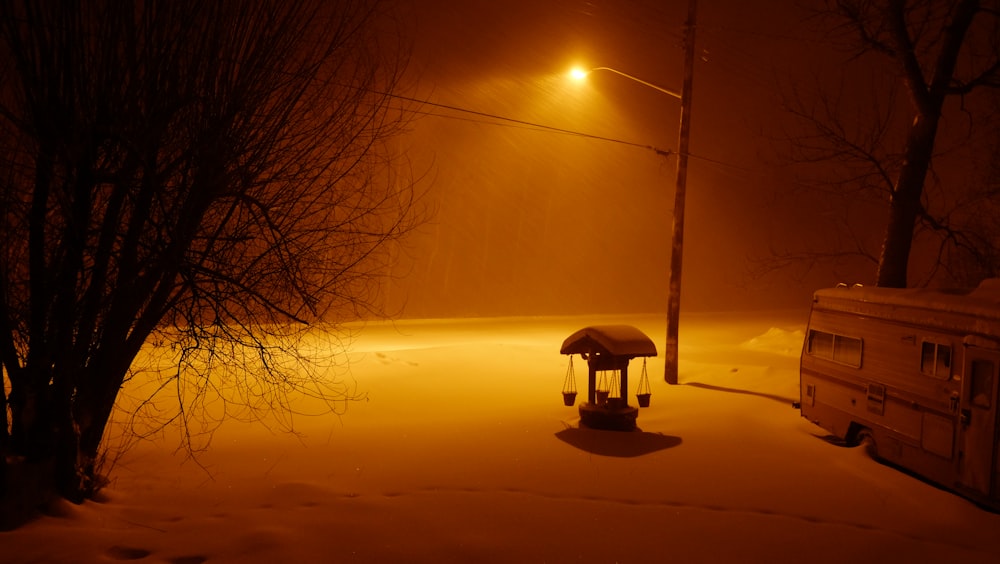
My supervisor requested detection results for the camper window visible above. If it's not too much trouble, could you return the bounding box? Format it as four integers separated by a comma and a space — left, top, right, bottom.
920, 342, 952, 380
807, 330, 862, 367
970, 360, 994, 409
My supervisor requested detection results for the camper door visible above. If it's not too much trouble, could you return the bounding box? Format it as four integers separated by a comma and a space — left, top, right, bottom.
960, 346, 1000, 498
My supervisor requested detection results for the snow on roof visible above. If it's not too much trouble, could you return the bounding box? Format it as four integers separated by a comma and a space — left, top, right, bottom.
559, 325, 657, 357
814, 279, 1000, 322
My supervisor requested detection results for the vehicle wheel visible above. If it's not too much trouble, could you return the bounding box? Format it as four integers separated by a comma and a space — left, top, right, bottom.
855, 428, 878, 459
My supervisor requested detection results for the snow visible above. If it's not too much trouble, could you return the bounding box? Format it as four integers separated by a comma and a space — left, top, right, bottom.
4, 311, 1000, 563
560, 325, 658, 357
817, 279, 1000, 323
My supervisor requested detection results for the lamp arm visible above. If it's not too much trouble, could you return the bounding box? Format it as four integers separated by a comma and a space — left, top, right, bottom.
591, 67, 682, 99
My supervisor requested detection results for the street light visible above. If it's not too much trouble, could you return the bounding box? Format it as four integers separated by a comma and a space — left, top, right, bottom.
569, 66, 681, 100
568, 1, 697, 386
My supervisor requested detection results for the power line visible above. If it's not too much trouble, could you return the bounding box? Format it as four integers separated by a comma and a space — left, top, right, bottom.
391, 92, 672, 158
390, 91, 748, 170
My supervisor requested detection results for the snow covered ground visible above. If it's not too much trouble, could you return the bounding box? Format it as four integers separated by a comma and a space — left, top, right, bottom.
4, 311, 1000, 563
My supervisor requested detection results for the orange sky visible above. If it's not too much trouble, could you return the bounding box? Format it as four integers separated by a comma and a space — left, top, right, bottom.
383, 0, 877, 318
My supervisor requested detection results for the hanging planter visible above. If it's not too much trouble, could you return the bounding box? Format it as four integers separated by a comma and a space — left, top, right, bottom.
636, 358, 652, 407
608, 370, 621, 399
595, 370, 610, 406
562, 356, 578, 406
606, 369, 624, 408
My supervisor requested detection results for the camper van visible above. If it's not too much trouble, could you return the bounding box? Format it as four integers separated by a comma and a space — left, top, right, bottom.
799, 280, 1000, 509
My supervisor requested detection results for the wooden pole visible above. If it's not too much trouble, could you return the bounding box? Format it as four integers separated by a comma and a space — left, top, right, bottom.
665, 0, 697, 385
621, 363, 629, 404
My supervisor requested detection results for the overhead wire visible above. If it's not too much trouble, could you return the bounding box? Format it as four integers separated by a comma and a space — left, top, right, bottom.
389, 91, 749, 171
392, 93, 670, 157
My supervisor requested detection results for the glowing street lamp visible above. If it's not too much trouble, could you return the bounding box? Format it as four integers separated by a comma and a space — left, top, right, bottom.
568, 1, 697, 386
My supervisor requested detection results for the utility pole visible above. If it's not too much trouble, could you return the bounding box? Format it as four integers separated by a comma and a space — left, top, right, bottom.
664, 0, 697, 385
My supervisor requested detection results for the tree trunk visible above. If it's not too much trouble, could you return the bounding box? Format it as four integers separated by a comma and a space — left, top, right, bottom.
875, 112, 941, 287
875, 0, 979, 288
0, 399, 7, 503
53, 419, 86, 503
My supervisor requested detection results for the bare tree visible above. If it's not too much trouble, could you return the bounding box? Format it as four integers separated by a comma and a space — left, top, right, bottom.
777, 0, 1000, 287
766, 73, 903, 280
937, 109, 1000, 283
0, 0, 419, 513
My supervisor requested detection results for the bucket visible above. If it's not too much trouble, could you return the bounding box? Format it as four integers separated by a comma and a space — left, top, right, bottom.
595, 390, 610, 406
562, 391, 577, 406
636, 393, 651, 408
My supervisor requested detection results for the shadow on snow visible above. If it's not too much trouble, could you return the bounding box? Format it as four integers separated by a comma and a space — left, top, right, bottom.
682, 381, 798, 406
554, 425, 682, 458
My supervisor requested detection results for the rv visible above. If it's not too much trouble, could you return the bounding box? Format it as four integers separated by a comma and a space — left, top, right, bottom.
799, 280, 1000, 509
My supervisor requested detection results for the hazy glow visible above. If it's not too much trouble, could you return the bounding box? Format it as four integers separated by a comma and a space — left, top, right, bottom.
387, 0, 880, 318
